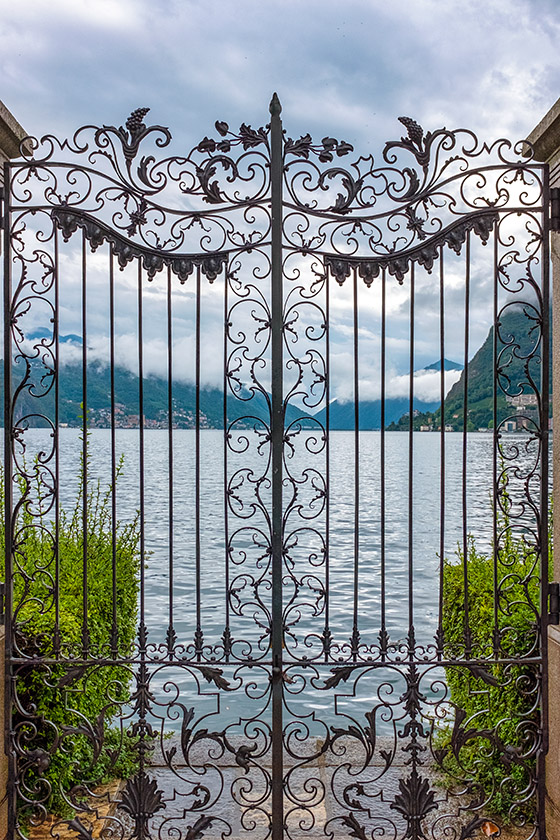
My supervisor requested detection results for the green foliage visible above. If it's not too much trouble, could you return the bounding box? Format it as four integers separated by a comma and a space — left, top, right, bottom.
439, 523, 544, 823
0, 457, 141, 818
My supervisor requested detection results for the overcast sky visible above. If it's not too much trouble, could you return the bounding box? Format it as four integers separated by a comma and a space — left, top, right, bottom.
2, 0, 560, 154
1, 0, 557, 402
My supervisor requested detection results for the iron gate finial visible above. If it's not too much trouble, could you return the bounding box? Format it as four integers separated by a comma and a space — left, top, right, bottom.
269, 92, 282, 116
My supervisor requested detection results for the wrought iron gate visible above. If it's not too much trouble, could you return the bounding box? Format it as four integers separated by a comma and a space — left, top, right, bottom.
2, 98, 553, 839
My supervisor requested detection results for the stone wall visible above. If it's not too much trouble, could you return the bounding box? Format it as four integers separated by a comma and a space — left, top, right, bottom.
527, 97, 560, 840
0, 98, 26, 840
0, 98, 27, 256
0, 100, 27, 170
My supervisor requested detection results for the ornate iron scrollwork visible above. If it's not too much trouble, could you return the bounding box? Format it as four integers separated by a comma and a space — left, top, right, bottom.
51, 205, 227, 283
4, 102, 548, 839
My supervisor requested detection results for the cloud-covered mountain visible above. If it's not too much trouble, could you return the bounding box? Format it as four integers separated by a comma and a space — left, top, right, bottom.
2, 360, 316, 430
2, 354, 463, 431
389, 307, 550, 431
312, 359, 463, 430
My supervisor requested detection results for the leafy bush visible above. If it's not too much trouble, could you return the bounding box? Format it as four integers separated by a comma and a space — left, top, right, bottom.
439, 523, 545, 824
0, 458, 141, 818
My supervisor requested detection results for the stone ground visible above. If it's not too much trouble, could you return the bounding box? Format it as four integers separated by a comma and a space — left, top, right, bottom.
29, 739, 532, 839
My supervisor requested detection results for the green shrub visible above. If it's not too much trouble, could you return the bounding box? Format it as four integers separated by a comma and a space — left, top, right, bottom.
0, 457, 141, 818
439, 523, 544, 824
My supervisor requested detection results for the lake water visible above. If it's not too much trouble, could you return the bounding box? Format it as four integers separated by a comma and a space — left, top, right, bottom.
10, 428, 544, 730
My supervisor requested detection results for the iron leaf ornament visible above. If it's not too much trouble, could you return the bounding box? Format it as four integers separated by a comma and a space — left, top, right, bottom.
198, 664, 231, 690
65, 817, 95, 840
340, 813, 370, 840
323, 663, 355, 689
390, 769, 439, 840
284, 132, 354, 162
185, 815, 218, 840
459, 817, 500, 840
120, 772, 166, 839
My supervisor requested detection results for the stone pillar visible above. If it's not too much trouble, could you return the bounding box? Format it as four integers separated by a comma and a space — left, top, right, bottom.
527, 97, 560, 840
0, 99, 27, 170
0, 99, 26, 840
0, 98, 27, 253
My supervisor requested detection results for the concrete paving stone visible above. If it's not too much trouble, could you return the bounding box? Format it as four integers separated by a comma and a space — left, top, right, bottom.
28, 740, 536, 839
151, 734, 327, 770
146, 766, 246, 838
138, 748, 536, 840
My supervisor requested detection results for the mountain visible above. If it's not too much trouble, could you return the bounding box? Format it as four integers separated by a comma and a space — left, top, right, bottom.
442, 306, 546, 431
28, 328, 82, 345
1, 354, 465, 431
423, 358, 464, 373
312, 358, 463, 430
1, 361, 315, 430
8, 308, 548, 433
314, 397, 438, 430
388, 306, 549, 431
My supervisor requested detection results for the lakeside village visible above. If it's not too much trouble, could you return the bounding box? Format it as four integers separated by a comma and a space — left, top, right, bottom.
56, 392, 546, 432
392, 393, 545, 433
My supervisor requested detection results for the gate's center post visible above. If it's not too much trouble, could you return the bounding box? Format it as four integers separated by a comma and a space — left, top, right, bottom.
269, 92, 284, 839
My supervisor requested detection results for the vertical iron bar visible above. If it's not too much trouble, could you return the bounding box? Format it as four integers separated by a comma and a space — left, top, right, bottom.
380, 268, 387, 657
492, 224, 500, 659
223, 261, 231, 661
408, 263, 415, 653
437, 247, 445, 657
3, 160, 16, 837
109, 245, 118, 657
538, 166, 551, 839
81, 230, 89, 658
136, 258, 149, 777
53, 227, 60, 656
167, 266, 175, 655
138, 260, 145, 634
138, 259, 145, 640
323, 266, 331, 661
269, 92, 284, 840
352, 267, 360, 659
195, 264, 202, 660
462, 232, 472, 658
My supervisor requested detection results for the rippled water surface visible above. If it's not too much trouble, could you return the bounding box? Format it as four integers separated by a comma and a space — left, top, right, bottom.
13, 428, 543, 729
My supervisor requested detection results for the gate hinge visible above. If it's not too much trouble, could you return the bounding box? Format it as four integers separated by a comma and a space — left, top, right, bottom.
549, 582, 560, 625
551, 188, 560, 232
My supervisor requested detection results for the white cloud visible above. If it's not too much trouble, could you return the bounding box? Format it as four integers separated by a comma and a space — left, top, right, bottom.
2, 0, 559, 151
1, 0, 548, 406
389, 367, 462, 403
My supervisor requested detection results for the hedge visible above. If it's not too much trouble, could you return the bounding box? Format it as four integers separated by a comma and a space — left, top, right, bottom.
0, 457, 141, 819
439, 519, 546, 824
